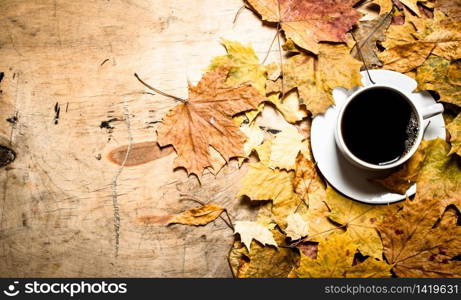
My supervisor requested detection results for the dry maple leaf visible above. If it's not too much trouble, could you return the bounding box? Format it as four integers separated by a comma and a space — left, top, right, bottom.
246, 0, 362, 54
137, 203, 224, 226
234, 221, 278, 250
379, 10, 461, 72
229, 230, 298, 278
326, 186, 398, 259
157, 67, 265, 176
295, 234, 392, 278
415, 139, 461, 212
209, 39, 267, 95
379, 139, 461, 277
379, 198, 461, 277
285, 212, 309, 240
266, 92, 308, 124
267, 43, 362, 116
240, 123, 265, 156
447, 113, 461, 156
436, 0, 461, 21
372, 141, 428, 194
293, 154, 336, 240
416, 55, 461, 107
374, 0, 429, 16
351, 14, 392, 67
238, 161, 302, 228
269, 126, 304, 170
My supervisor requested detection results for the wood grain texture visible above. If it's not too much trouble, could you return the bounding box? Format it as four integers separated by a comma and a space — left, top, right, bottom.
0, 0, 277, 277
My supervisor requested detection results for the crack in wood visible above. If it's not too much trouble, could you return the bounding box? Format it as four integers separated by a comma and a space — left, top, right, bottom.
111, 102, 132, 257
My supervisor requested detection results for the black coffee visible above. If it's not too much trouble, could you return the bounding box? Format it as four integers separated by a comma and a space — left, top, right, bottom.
341, 87, 419, 165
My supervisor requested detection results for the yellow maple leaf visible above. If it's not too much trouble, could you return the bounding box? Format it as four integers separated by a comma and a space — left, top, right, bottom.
379, 10, 461, 72
209, 39, 267, 95
295, 234, 391, 278
447, 113, 461, 156
285, 212, 309, 241
240, 123, 265, 156
416, 55, 461, 106
238, 160, 301, 229
269, 126, 304, 170
293, 154, 336, 241
234, 221, 278, 251
416, 138, 461, 212
267, 92, 308, 124
267, 43, 362, 116
229, 230, 298, 278
238, 163, 294, 202
326, 186, 397, 259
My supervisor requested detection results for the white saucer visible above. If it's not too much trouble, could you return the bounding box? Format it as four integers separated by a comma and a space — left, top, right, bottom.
311, 70, 446, 204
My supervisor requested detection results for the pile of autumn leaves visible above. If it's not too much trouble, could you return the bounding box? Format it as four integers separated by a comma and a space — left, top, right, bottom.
150, 0, 461, 277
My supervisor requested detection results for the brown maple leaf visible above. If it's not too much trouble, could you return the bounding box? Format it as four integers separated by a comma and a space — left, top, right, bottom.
157, 67, 265, 176
379, 139, 461, 277
246, 0, 362, 54
351, 14, 393, 68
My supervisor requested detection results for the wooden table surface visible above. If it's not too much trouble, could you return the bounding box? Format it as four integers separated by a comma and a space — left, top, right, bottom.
0, 0, 277, 277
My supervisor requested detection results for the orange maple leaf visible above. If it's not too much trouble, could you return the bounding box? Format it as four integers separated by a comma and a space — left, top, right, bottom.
157, 67, 265, 177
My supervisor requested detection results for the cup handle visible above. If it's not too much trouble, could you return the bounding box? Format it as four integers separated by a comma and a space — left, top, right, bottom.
421, 103, 444, 120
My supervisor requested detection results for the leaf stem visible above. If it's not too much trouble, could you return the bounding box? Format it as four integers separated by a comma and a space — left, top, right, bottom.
134, 73, 187, 103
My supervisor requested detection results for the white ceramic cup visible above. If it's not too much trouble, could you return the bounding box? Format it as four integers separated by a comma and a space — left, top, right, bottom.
335, 84, 444, 171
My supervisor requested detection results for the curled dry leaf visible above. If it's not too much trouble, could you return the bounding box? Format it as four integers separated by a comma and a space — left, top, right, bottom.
374, 0, 429, 16
379, 139, 461, 277
246, 0, 361, 54
326, 186, 397, 259
267, 43, 362, 116
373, 0, 394, 15
157, 67, 265, 176
372, 141, 428, 194
234, 221, 278, 250
416, 55, 461, 107
295, 234, 391, 278
447, 113, 461, 156
168, 204, 224, 226
137, 203, 224, 226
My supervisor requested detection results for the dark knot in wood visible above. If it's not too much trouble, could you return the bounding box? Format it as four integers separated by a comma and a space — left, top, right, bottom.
0, 145, 16, 168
